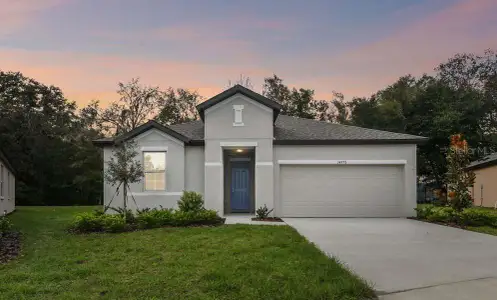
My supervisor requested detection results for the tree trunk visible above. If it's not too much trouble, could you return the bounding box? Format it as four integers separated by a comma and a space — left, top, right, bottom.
123, 180, 127, 222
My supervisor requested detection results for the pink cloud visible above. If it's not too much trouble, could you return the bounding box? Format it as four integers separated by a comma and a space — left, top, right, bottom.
288, 0, 497, 99
0, 48, 270, 108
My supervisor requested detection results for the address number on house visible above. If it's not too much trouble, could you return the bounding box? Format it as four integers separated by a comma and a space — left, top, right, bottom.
337, 160, 347, 164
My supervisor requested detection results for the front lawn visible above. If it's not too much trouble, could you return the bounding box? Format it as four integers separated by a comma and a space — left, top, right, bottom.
0, 207, 374, 300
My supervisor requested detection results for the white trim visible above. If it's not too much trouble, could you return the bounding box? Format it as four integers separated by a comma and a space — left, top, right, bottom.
220, 141, 258, 147
277, 159, 407, 165
132, 192, 182, 196
233, 104, 244, 127
141, 146, 168, 151
204, 94, 273, 115
233, 123, 245, 127
205, 162, 223, 166
134, 129, 184, 146
256, 162, 273, 166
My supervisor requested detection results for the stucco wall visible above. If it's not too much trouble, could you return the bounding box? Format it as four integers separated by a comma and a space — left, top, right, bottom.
103, 128, 187, 211
185, 146, 204, 194
273, 144, 417, 217
203, 94, 274, 215
0, 157, 15, 215
472, 166, 497, 207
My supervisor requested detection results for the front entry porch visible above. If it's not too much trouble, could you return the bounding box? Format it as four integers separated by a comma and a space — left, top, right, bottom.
223, 148, 255, 214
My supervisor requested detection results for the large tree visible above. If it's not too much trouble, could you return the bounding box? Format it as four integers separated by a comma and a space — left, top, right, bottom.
0, 71, 103, 205
155, 88, 200, 125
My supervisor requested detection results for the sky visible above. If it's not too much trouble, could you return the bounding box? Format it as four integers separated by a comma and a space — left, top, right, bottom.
1, 0, 497, 108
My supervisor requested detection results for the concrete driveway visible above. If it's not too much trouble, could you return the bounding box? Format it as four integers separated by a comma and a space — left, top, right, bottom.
284, 218, 497, 299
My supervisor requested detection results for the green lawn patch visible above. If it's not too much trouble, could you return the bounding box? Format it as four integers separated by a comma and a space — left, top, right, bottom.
1, 207, 374, 300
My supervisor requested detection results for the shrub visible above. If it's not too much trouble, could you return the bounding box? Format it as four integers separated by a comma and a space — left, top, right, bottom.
0, 216, 13, 236
255, 205, 273, 219
69, 212, 104, 233
177, 191, 204, 213
426, 207, 457, 223
109, 207, 135, 223
136, 208, 174, 229
459, 209, 497, 227
101, 215, 128, 233
415, 205, 436, 219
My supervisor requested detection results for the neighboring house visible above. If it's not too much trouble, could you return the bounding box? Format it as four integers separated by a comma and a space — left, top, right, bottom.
0, 149, 15, 215
94, 85, 426, 217
467, 153, 497, 208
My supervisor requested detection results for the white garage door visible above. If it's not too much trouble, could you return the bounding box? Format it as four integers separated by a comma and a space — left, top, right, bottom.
280, 164, 404, 217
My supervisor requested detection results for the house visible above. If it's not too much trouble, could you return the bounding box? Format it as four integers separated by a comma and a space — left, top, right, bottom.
94, 85, 426, 217
467, 153, 497, 208
0, 149, 15, 215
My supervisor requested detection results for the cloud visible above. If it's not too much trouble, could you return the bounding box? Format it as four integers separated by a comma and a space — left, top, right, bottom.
283, 0, 497, 99
0, 0, 69, 36
0, 48, 270, 107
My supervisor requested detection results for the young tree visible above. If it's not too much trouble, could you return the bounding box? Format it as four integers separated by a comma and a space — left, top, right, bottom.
104, 141, 144, 217
446, 134, 475, 211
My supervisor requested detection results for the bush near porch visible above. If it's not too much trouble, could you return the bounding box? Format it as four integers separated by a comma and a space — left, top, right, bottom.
1, 206, 375, 300
69, 191, 225, 233
415, 204, 497, 235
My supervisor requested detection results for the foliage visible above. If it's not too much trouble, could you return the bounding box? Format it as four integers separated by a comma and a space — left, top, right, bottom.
3, 206, 374, 300
177, 191, 204, 213
155, 88, 200, 125
227, 74, 254, 90
0, 216, 13, 236
446, 134, 476, 211
255, 204, 274, 219
104, 141, 143, 215
415, 205, 497, 228
0, 71, 103, 206
70, 191, 223, 233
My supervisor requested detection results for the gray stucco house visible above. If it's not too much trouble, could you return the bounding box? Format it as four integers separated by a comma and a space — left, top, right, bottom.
0, 149, 15, 215
94, 85, 426, 217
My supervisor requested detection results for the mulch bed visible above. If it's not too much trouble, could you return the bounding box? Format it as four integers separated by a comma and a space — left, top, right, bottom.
0, 231, 21, 264
251, 217, 284, 222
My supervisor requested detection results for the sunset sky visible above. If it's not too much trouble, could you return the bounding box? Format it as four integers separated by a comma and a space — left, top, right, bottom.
1, 0, 497, 108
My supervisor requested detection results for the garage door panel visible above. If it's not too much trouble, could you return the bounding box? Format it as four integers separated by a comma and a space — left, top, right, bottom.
280, 165, 404, 217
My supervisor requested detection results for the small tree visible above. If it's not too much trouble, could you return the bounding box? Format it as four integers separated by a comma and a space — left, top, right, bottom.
104, 141, 144, 218
446, 134, 475, 211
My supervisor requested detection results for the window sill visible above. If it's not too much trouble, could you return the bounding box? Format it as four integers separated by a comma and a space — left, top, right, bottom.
133, 192, 182, 196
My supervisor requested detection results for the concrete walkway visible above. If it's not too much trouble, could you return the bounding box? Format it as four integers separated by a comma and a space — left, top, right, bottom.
284, 218, 497, 298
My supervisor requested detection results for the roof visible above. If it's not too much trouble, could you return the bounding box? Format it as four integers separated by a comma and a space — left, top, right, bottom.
466, 153, 497, 171
95, 115, 426, 147
93, 120, 191, 146
196, 84, 282, 121
0, 149, 16, 175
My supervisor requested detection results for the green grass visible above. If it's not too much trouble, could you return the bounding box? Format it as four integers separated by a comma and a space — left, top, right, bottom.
0, 207, 374, 300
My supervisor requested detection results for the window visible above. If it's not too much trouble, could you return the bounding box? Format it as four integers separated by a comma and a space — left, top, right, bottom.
6, 173, 9, 200
144, 152, 166, 191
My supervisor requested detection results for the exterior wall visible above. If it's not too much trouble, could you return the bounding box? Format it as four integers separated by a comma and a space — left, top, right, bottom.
185, 146, 205, 194
103, 129, 188, 211
203, 94, 274, 215
472, 166, 497, 207
273, 144, 417, 217
0, 157, 15, 215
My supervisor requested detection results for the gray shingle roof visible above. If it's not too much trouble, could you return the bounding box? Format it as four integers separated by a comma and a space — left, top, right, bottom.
467, 153, 497, 170
273, 115, 426, 144
114, 115, 426, 145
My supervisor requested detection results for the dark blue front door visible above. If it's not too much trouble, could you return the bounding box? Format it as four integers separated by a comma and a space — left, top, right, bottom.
231, 162, 250, 211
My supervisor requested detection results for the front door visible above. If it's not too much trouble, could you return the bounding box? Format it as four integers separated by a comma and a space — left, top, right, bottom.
230, 162, 251, 212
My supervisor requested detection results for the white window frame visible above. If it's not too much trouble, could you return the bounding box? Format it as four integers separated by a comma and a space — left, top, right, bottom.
233, 105, 244, 126
143, 151, 167, 191
6, 172, 9, 201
